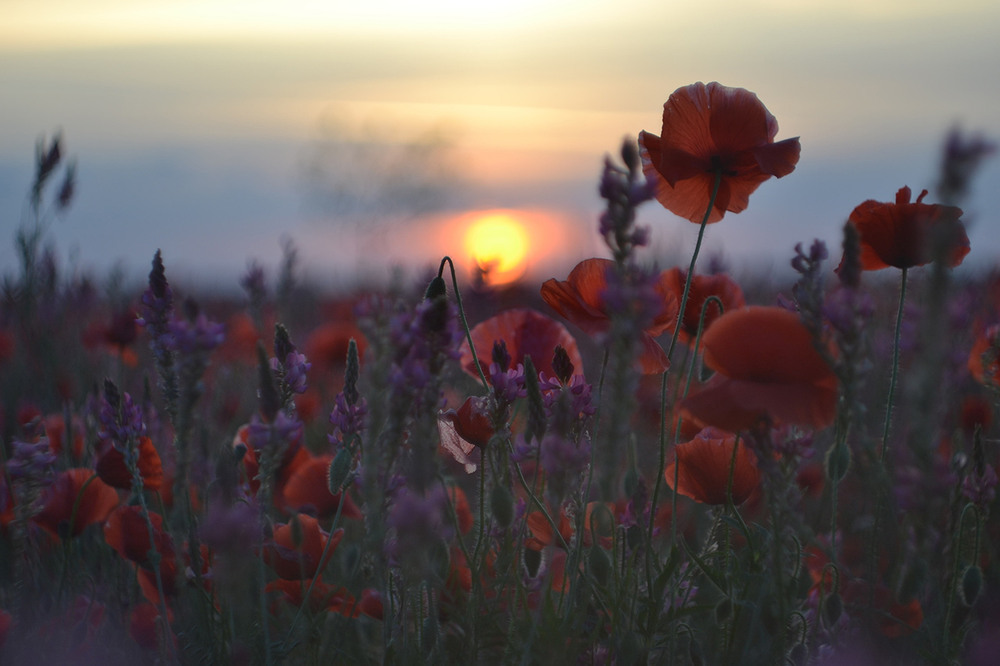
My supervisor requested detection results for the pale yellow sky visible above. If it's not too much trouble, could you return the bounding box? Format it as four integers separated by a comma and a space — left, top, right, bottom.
1, 0, 998, 284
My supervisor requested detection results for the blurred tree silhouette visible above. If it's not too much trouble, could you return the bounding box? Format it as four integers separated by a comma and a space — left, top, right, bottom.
298, 111, 462, 227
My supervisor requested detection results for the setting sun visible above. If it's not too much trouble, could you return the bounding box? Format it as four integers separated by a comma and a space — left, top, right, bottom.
463, 211, 531, 286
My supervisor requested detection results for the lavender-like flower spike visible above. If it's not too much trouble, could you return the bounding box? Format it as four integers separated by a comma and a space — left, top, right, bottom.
99, 379, 146, 450
598, 139, 655, 264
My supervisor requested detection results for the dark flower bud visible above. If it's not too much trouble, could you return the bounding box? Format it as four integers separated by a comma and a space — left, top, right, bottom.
961, 565, 983, 607
523, 356, 547, 444
715, 597, 732, 623
490, 484, 514, 528
104, 378, 121, 412
274, 323, 295, 361
344, 338, 360, 406
621, 137, 641, 174
327, 448, 352, 495
825, 440, 851, 484
256, 342, 281, 421
552, 345, 574, 384
822, 592, 843, 627
838, 221, 862, 289
588, 546, 612, 586
148, 250, 171, 301
289, 514, 304, 550
56, 160, 76, 210
492, 340, 511, 369
424, 275, 447, 300
523, 547, 542, 578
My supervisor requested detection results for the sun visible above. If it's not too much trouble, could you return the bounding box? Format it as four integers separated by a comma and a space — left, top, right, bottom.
463, 211, 530, 286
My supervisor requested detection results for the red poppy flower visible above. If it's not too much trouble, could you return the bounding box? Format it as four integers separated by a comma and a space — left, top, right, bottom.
265, 513, 343, 580
639, 82, 800, 224
266, 579, 358, 617
681, 307, 837, 431
460, 308, 584, 380
44, 413, 85, 461
661, 268, 746, 343
540, 259, 678, 374
845, 186, 967, 270
437, 399, 485, 474
95, 436, 164, 491
103, 506, 177, 577
664, 427, 760, 505
281, 454, 362, 519
129, 602, 175, 651
446, 486, 474, 534
0, 608, 11, 649
234, 424, 308, 509
969, 323, 1000, 387
33, 468, 120, 538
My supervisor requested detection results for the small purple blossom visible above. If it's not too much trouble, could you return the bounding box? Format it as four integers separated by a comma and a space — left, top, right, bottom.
5, 437, 57, 485
329, 392, 368, 444
962, 464, 998, 508
98, 385, 146, 450
168, 312, 225, 354
247, 410, 303, 451
271, 350, 311, 395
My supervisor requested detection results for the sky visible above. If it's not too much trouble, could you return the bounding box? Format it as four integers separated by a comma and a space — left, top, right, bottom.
2, 0, 998, 293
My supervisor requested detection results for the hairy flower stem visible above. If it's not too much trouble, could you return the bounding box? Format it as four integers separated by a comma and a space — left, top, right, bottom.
879, 267, 908, 463
651, 169, 723, 538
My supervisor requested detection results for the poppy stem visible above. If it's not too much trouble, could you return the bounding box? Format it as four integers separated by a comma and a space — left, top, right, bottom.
649, 168, 722, 545
439, 256, 490, 392
879, 267, 908, 462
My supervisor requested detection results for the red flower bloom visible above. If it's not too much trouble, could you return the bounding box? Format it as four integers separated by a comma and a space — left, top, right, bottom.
44, 413, 85, 461
682, 307, 837, 431
267, 579, 358, 617
540, 259, 678, 374
281, 454, 362, 519
846, 186, 968, 270
265, 513, 343, 580
969, 323, 1000, 387
95, 436, 164, 491
664, 427, 760, 505
661, 268, 745, 343
639, 82, 800, 224
460, 308, 584, 380
103, 506, 177, 581
33, 468, 120, 538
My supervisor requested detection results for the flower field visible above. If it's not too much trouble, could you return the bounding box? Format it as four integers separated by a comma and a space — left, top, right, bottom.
1, 82, 997, 664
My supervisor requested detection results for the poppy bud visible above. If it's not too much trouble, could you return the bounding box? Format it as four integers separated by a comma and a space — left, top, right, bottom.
523, 356, 546, 444
490, 484, 514, 528
822, 592, 843, 627
961, 565, 983, 607
588, 546, 611, 586
715, 597, 732, 623
621, 137, 641, 174
838, 221, 862, 289
788, 642, 808, 666
274, 323, 295, 362
552, 345, 574, 384
424, 275, 447, 300
327, 449, 352, 495
825, 440, 851, 484
523, 547, 542, 578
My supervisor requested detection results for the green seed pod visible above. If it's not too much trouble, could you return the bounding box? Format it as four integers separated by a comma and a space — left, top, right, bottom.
490, 484, 514, 528
961, 565, 983, 607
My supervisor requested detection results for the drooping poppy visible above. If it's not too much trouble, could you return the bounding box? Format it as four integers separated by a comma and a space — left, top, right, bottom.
661, 268, 746, 342
281, 454, 362, 519
95, 436, 164, 491
540, 259, 678, 374
639, 82, 801, 224
437, 399, 485, 474
844, 186, 968, 271
460, 308, 584, 381
664, 427, 760, 505
265, 513, 343, 580
33, 468, 120, 538
681, 307, 837, 432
